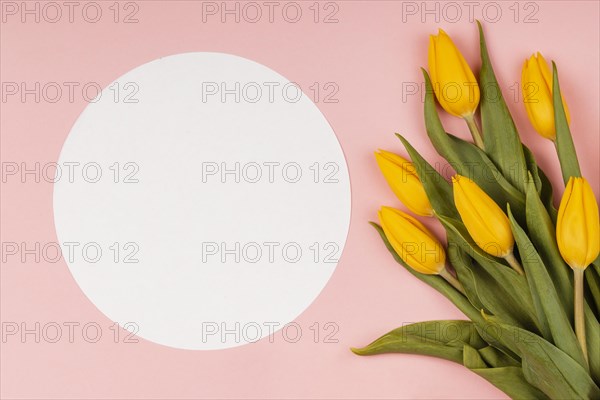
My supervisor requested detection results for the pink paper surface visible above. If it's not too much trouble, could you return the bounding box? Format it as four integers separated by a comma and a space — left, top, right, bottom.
1, 1, 598, 399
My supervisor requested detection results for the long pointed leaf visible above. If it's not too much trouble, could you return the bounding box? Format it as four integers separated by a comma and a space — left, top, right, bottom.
447, 239, 536, 331
477, 21, 528, 193
524, 177, 573, 320
478, 346, 520, 367
507, 206, 587, 369
480, 321, 600, 399
437, 215, 540, 333
585, 307, 600, 384
463, 345, 550, 400
396, 134, 458, 219
586, 266, 600, 316
447, 243, 487, 313
352, 320, 485, 363
552, 62, 581, 183
370, 222, 483, 324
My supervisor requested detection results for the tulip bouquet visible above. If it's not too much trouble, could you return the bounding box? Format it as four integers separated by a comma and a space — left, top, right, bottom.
353, 22, 600, 400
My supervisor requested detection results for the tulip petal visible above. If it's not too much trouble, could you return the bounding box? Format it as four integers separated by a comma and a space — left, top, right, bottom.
428, 29, 479, 117
375, 151, 433, 216
557, 177, 598, 269
537, 52, 570, 124
521, 53, 571, 140
556, 177, 574, 255
453, 175, 514, 257
378, 207, 445, 274
581, 179, 600, 265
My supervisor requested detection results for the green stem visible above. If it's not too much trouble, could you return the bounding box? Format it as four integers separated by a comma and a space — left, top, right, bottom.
504, 252, 525, 275
463, 113, 485, 150
440, 267, 465, 295
574, 268, 589, 367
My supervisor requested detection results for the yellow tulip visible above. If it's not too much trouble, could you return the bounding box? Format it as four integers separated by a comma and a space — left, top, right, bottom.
557, 177, 599, 367
428, 29, 480, 118
521, 52, 570, 140
378, 206, 445, 275
557, 177, 599, 270
374, 150, 433, 217
452, 175, 523, 273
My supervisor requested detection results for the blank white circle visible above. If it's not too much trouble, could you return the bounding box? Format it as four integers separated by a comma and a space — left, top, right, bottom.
53, 53, 351, 350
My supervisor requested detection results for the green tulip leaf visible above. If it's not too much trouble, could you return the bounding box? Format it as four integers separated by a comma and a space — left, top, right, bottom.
352, 320, 485, 364
534, 161, 558, 221
478, 346, 520, 368
447, 243, 487, 313
370, 222, 483, 324
447, 238, 535, 331
507, 206, 588, 369
477, 21, 529, 193
396, 135, 458, 219
437, 215, 539, 332
470, 366, 551, 400
524, 177, 573, 319
586, 266, 600, 317
463, 345, 550, 400
552, 62, 582, 183
463, 344, 487, 368
522, 145, 542, 194
481, 321, 599, 399
585, 307, 600, 384
520, 146, 557, 219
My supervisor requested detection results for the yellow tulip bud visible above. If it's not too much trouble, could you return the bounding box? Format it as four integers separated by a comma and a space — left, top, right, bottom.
557, 177, 599, 270
378, 206, 445, 275
521, 52, 570, 140
428, 29, 480, 118
374, 150, 434, 217
452, 175, 514, 258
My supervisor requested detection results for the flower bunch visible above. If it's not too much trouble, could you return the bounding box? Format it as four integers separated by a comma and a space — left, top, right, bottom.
353, 22, 600, 400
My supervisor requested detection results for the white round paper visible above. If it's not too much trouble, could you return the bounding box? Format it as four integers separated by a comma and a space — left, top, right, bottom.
53, 53, 351, 350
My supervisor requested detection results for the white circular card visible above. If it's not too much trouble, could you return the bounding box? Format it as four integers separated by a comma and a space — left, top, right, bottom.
53, 52, 351, 350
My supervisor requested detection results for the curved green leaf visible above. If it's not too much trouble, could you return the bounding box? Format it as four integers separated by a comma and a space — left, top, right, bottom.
478, 346, 520, 368
437, 215, 540, 333
396, 134, 458, 219
585, 307, 600, 384
552, 62, 581, 183
479, 321, 599, 399
524, 177, 573, 320
447, 243, 487, 313
522, 145, 542, 193
370, 222, 483, 324
463, 345, 550, 400
477, 21, 528, 193
447, 239, 536, 331
586, 266, 600, 317
507, 206, 587, 369
535, 162, 558, 221
470, 366, 551, 400
352, 320, 485, 363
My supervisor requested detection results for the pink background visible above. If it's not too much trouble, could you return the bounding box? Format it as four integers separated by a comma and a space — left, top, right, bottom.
1, 1, 598, 399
